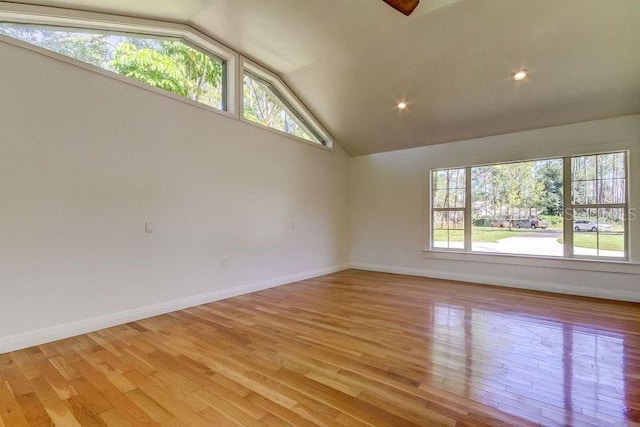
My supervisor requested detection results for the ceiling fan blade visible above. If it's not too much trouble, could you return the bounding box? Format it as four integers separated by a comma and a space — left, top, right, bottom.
383, 0, 420, 16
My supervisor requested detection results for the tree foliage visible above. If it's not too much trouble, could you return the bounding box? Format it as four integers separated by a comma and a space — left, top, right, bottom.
0, 25, 108, 67
111, 41, 223, 107
472, 161, 546, 228
535, 160, 563, 216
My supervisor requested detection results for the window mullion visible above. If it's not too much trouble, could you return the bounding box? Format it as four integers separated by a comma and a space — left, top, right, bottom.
624, 152, 630, 259
572, 203, 626, 210
464, 167, 472, 252
563, 157, 573, 258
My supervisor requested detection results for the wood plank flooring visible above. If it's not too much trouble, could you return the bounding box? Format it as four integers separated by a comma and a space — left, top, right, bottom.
2, 269, 640, 426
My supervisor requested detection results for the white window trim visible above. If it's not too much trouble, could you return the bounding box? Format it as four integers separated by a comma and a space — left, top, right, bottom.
425, 151, 632, 268
241, 57, 334, 150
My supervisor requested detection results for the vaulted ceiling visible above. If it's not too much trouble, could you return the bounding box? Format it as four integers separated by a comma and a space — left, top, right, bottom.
10, 0, 640, 155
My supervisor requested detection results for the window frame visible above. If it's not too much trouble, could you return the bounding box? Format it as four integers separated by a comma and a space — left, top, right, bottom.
0, 21, 232, 113
428, 151, 630, 262
0, 4, 239, 117
241, 57, 333, 149
564, 152, 630, 260
430, 167, 470, 251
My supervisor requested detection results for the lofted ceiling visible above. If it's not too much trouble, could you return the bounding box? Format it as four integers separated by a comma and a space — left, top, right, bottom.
9, 0, 640, 155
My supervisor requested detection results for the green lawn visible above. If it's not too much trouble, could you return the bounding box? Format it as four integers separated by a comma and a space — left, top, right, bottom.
434, 227, 624, 251
434, 227, 540, 242
558, 233, 624, 251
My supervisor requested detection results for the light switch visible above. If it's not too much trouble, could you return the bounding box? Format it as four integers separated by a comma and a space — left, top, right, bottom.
145, 221, 154, 234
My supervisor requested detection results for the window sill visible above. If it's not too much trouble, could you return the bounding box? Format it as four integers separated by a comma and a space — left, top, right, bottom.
422, 249, 640, 275
239, 117, 333, 152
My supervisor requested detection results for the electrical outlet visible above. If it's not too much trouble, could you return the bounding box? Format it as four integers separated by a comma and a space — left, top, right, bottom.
290, 220, 296, 230
222, 256, 229, 267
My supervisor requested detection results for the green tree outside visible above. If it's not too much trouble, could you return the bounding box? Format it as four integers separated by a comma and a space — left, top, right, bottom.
111, 41, 223, 108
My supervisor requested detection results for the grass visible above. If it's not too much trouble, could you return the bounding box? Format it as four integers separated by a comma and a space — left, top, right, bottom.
434, 227, 541, 243
558, 232, 624, 251
435, 225, 624, 253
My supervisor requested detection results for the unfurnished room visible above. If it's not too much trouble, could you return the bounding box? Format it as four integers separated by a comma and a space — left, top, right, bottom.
0, 0, 639, 426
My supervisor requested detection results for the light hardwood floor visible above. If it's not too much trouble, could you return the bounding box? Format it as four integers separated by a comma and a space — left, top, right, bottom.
1, 269, 639, 426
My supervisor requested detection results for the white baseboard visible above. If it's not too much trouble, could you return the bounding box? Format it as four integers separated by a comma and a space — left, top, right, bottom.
350, 263, 640, 303
0, 264, 349, 354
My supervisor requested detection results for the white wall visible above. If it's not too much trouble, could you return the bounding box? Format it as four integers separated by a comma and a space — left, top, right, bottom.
1, 37, 638, 355
0, 41, 350, 352
351, 115, 640, 301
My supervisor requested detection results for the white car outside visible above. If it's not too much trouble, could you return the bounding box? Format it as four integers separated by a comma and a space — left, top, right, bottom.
573, 220, 613, 232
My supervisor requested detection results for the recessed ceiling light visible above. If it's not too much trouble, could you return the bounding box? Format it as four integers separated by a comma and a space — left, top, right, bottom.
398, 101, 408, 110
512, 68, 528, 81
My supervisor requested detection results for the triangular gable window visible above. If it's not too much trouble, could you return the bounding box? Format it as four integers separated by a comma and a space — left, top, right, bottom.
243, 67, 329, 147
